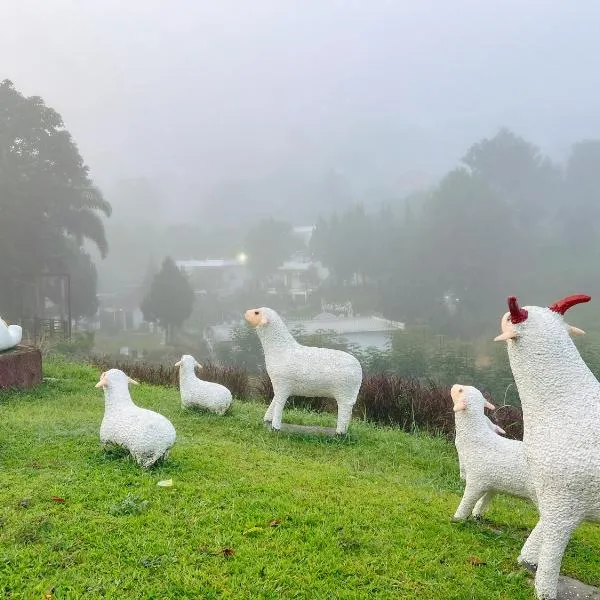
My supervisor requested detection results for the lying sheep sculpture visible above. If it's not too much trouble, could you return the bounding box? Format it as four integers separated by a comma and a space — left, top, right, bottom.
175, 354, 233, 415
0, 317, 22, 352
245, 307, 363, 434
495, 294, 599, 600
451, 384, 536, 521
95, 369, 176, 468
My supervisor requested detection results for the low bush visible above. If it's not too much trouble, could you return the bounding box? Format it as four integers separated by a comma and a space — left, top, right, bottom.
84, 357, 523, 439
88, 356, 250, 399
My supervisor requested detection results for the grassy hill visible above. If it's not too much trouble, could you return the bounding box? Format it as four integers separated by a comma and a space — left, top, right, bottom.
0, 360, 598, 599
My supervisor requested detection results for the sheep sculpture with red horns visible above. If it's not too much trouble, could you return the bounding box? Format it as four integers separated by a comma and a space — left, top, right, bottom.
495, 293, 599, 600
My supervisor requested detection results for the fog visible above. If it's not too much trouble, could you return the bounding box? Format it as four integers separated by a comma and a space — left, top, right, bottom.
4, 0, 600, 350
5, 0, 600, 218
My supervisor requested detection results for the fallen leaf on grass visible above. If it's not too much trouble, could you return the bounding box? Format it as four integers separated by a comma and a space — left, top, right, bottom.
157, 479, 173, 487
468, 556, 487, 566
269, 519, 281, 528
43, 587, 55, 599
18, 499, 30, 509
51, 497, 65, 503
243, 526, 264, 536
221, 547, 235, 558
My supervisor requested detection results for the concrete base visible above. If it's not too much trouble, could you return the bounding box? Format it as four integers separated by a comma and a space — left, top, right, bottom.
556, 575, 600, 599
264, 421, 340, 437
0, 345, 42, 390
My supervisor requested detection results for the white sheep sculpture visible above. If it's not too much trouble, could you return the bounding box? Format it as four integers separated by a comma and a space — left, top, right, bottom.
0, 318, 22, 352
95, 369, 176, 468
245, 307, 363, 434
175, 354, 232, 415
451, 384, 536, 521
495, 294, 600, 600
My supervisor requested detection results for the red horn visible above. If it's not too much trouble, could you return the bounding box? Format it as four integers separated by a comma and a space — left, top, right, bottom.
507, 296, 528, 323
549, 294, 591, 315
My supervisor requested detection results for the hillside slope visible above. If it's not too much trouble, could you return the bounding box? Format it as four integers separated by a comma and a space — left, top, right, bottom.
0, 360, 598, 599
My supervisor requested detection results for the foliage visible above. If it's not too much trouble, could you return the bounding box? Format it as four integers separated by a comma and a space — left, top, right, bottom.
141, 257, 194, 342
0, 358, 597, 598
64, 245, 100, 320
310, 128, 600, 338
0, 80, 110, 318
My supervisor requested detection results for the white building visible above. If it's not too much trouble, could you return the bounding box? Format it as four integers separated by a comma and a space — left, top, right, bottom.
176, 257, 249, 297
205, 312, 404, 353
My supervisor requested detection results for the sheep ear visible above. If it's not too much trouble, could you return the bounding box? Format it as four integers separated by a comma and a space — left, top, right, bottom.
484, 401, 495, 410
174, 360, 182, 367
94, 378, 105, 388
195, 361, 202, 369
494, 424, 506, 435
128, 377, 139, 385
568, 325, 586, 336
494, 331, 517, 341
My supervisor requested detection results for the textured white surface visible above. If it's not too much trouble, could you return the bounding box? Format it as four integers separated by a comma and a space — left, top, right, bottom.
176, 354, 232, 415
246, 307, 363, 434
451, 384, 536, 521
0, 318, 22, 351
97, 369, 176, 468
502, 304, 600, 600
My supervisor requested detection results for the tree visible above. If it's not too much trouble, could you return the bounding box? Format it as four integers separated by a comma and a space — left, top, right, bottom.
0, 79, 110, 317
563, 140, 600, 246
244, 218, 301, 282
141, 257, 194, 342
462, 128, 562, 232
65, 245, 100, 321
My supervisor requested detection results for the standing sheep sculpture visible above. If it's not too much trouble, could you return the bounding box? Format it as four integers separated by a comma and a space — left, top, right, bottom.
245, 307, 363, 434
451, 384, 536, 522
495, 294, 599, 600
95, 369, 176, 468
175, 354, 233, 415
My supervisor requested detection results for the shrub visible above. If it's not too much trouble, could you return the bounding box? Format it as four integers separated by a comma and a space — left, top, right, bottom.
356, 375, 453, 437
88, 356, 250, 398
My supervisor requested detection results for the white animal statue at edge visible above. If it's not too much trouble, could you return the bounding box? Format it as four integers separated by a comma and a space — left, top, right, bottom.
175, 354, 232, 414
451, 384, 536, 521
495, 294, 599, 600
0, 318, 22, 351
245, 307, 363, 434
95, 369, 176, 468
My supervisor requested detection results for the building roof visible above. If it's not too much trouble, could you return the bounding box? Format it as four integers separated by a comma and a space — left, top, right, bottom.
205, 314, 404, 344
176, 259, 244, 269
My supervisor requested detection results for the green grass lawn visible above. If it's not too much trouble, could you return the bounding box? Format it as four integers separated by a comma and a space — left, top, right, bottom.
0, 360, 598, 599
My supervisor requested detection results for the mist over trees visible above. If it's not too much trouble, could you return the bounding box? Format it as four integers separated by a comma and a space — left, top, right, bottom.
309, 129, 600, 337
0, 80, 110, 320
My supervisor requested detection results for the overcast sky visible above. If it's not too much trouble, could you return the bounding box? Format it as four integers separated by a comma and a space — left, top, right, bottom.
3, 0, 600, 208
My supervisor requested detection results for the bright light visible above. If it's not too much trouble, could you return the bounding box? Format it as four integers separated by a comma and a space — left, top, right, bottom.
237, 252, 248, 264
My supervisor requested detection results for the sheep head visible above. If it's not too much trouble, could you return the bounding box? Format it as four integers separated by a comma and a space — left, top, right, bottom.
245, 307, 272, 328
494, 295, 589, 343
174, 354, 202, 369
451, 384, 495, 413
95, 369, 139, 388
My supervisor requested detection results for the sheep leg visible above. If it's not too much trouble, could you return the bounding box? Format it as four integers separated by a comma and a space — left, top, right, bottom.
269, 390, 290, 431
534, 512, 582, 600
335, 402, 354, 435
519, 519, 544, 571
472, 491, 494, 519
263, 398, 276, 423
452, 482, 488, 521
